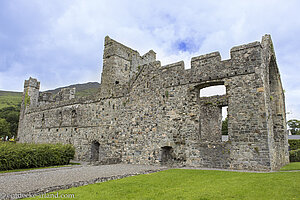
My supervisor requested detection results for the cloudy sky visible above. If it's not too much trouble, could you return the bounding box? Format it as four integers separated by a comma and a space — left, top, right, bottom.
0, 0, 299, 120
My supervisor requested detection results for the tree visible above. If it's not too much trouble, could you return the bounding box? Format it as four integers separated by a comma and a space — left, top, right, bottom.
6, 112, 19, 137
0, 118, 11, 138
287, 119, 300, 135
222, 117, 228, 135
0, 106, 20, 138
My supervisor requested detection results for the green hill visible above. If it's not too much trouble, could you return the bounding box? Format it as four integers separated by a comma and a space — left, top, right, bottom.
0, 91, 22, 110
43, 82, 100, 98
0, 82, 100, 139
0, 82, 100, 109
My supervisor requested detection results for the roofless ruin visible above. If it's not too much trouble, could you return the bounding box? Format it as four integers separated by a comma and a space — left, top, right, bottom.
18, 35, 289, 171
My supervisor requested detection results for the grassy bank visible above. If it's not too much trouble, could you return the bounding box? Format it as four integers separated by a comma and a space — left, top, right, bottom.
280, 162, 300, 171
27, 167, 300, 200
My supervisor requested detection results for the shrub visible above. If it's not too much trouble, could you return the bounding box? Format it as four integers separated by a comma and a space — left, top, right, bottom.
289, 149, 300, 162
288, 139, 300, 150
0, 142, 75, 171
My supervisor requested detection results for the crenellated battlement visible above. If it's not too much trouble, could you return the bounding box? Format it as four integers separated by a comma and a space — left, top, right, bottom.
191, 51, 221, 63
22, 35, 273, 106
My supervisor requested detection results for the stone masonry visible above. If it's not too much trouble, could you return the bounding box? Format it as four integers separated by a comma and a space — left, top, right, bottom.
17, 35, 289, 171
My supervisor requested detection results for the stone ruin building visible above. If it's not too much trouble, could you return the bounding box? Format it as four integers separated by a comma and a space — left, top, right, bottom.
18, 34, 289, 171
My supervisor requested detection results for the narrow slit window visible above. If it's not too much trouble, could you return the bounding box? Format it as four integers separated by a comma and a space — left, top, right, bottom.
222, 106, 228, 141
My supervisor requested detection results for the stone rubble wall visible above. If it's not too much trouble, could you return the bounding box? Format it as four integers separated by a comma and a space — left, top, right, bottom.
17, 35, 289, 171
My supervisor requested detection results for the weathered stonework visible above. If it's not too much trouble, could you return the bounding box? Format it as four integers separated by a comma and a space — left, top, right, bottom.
18, 35, 289, 171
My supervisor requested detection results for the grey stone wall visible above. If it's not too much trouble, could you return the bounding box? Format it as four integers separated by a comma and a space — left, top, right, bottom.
17, 35, 289, 171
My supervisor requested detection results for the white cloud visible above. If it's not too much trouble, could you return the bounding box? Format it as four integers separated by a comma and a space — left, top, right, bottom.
0, 0, 300, 119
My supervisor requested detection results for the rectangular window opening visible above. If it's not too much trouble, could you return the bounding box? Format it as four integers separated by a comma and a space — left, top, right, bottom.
200, 85, 226, 97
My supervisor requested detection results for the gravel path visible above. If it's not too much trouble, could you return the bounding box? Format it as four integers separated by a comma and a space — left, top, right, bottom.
0, 164, 167, 199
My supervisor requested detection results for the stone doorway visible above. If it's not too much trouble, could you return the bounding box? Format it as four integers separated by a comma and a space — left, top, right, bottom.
91, 141, 100, 161
161, 146, 173, 165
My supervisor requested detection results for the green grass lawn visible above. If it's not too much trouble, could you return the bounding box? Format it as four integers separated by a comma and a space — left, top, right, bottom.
26, 168, 300, 200
280, 162, 300, 171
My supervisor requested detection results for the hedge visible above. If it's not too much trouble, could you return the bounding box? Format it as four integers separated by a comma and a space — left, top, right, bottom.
288, 139, 300, 150
0, 142, 75, 171
290, 149, 300, 162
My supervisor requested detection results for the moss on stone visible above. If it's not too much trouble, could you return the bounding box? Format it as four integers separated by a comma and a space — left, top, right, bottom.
165, 90, 169, 99
24, 90, 31, 107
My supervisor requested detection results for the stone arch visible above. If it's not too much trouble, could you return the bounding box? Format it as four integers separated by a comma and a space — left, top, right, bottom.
268, 56, 286, 137
269, 55, 285, 117
268, 55, 288, 167
197, 81, 225, 90
91, 141, 100, 162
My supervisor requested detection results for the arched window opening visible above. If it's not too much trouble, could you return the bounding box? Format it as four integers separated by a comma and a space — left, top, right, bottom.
269, 56, 283, 115
268, 55, 286, 144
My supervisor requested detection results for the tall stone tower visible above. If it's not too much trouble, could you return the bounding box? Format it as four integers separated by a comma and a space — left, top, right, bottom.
22, 77, 40, 108
99, 36, 156, 97
18, 77, 40, 141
